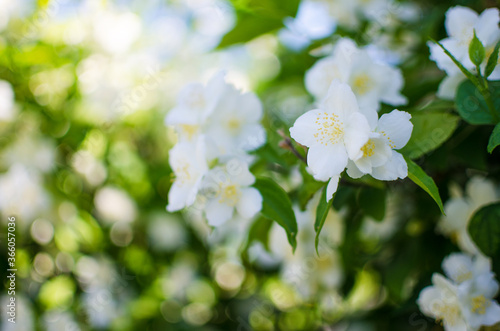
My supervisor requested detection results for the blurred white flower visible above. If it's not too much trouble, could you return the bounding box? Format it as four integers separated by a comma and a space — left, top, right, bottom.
204, 84, 266, 159
346, 109, 412, 181
0, 164, 50, 225
94, 186, 137, 223
93, 10, 142, 54
167, 138, 208, 212
442, 253, 492, 285
264, 192, 344, 299
437, 176, 498, 255
3, 133, 56, 173
0, 80, 15, 121
418, 252, 500, 331
428, 6, 500, 99
279, 0, 336, 51
200, 160, 262, 226
71, 150, 107, 186
418, 273, 466, 331
165, 73, 226, 142
305, 38, 407, 114
290, 81, 374, 200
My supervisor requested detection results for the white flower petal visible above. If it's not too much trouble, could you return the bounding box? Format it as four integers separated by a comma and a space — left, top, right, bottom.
344, 112, 371, 160
205, 199, 234, 226
321, 81, 359, 120
371, 151, 407, 181
346, 160, 364, 179
475, 8, 500, 47
466, 176, 497, 210
290, 110, 322, 147
307, 143, 347, 181
377, 110, 413, 149
167, 182, 193, 212
236, 187, 262, 219
445, 6, 478, 42
326, 175, 339, 201
442, 253, 474, 284
437, 74, 466, 100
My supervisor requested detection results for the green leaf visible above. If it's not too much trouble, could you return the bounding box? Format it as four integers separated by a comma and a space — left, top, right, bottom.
254, 177, 298, 250
487, 123, 500, 153
314, 185, 334, 255
218, 0, 300, 48
455, 80, 500, 125
468, 202, 500, 257
485, 40, 500, 78
430, 38, 478, 86
469, 30, 485, 66
358, 187, 386, 221
401, 111, 459, 159
405, 157, 445, 215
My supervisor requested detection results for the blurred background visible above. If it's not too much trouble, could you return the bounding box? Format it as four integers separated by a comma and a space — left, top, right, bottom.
0, 0, 498, 330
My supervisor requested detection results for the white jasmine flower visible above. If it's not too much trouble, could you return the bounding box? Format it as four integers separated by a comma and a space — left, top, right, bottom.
437, 177, 498, 255
204, 83, 266, 159
347, 109, 412, 181
305, 38, 407, 115
290, 81, 375, 200
167, 138, 208, 212
428, 6, 500, 98
0, 80, 15, 121
165, 73, 226, 142
457, 274, 500, 329
417, 274, 467, 331
442, 253, 492, 285
200, 160, 262, 226
418, 252, 500, 330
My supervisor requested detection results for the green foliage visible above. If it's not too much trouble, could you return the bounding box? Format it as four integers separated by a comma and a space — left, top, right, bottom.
485, 40, 500, 78
254, 177, 298, 250
357, 187, 386, 221
218, 0, 300, 48
405, 157, 445, 214
401, 111, 460, 159
314, 184, 333, 254
455, 80, 500, 125
488, 123, 500, 153
468, 30, 485, 67
468, 202, 500, 257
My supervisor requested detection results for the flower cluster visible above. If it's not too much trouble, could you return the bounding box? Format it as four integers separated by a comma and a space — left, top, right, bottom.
165, 73, 264, 226
305, 38, 407, 116
428, 6, 500, 99
290, 79, 412, 201
418, 253, 500, 330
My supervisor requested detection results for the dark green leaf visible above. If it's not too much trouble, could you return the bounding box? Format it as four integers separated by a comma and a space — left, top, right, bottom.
401, 111, 459, 159
314, 185, 334, 255
488, 123, 500, 153
455, 80, 500, 125
358, 187, 386, 222
218, 0, 300, 48
405, 157, 445, 215
485, 40, 500, 78
468, 202, 500, 257
254, 177, 298, 250
469, 30, 485, 66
